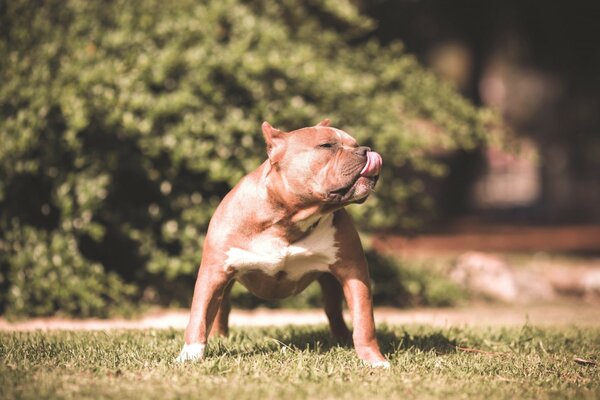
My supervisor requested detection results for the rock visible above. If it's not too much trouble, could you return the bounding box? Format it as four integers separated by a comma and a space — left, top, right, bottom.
450, 252, 519, 302
514, 269, 556, 302
582, 270, 600, 301
546, 267, 588, 296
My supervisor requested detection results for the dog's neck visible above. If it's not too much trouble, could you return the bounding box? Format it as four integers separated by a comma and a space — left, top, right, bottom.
254, 161, 328, 243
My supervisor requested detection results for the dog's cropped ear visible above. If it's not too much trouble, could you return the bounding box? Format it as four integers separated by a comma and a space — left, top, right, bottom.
262, 121, 286, 164
316, 119, 330, 127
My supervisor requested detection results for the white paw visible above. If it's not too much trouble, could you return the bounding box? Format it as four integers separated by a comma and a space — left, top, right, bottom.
367, 360, 391, 369
176, 343, 206, 363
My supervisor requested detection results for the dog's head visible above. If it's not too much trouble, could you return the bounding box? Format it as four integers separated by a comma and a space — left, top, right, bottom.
262, 119, 382, 207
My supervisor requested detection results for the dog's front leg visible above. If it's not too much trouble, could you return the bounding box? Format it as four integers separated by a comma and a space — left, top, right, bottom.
177, 265, 233, 362
330, 210, 390, 368
330, 261, 389, 368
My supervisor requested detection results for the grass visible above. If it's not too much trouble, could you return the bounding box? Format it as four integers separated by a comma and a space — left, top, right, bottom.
1, 324, 599, 399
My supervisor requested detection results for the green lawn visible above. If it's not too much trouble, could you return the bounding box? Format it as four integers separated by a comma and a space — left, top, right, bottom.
1, 325, 599, 399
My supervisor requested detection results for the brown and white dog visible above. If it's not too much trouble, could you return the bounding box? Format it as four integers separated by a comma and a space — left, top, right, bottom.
177, 119, 389, 367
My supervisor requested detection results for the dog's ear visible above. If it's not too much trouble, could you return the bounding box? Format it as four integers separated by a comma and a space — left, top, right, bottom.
262, 121, 286, 164
316, 119, 330, 127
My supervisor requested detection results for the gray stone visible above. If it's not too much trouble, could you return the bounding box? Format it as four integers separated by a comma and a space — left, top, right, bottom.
450, 252, 519, 302
582, 270, 600, 301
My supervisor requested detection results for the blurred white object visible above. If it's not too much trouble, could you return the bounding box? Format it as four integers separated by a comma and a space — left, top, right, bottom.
450, 252, 518, 302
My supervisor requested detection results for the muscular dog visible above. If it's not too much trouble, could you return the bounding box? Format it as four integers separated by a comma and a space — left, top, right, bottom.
177, 119, 388, 367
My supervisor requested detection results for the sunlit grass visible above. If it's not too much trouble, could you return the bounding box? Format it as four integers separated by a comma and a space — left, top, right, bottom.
1, 325, 599, 399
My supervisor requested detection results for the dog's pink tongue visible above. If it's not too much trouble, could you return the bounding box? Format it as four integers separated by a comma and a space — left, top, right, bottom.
360, 151, 383, 177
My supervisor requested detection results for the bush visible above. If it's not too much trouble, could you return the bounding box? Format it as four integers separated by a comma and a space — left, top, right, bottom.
0, 224, 137, 318
0, 0, 490, 316
367, 251, 467, 308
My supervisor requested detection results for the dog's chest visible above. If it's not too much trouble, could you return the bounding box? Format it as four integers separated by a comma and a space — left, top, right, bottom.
224, 214, 339, 280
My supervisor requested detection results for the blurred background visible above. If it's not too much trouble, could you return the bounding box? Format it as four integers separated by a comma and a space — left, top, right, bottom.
1, 0, 599, 319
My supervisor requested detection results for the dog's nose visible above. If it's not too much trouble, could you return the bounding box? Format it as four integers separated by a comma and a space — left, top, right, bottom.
355, 146, 371, 156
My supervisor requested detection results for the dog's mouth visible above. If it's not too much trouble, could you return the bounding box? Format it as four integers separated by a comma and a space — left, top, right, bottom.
327, 151, 383, 204
327, 174, 379, 203
326, 150, 382, 204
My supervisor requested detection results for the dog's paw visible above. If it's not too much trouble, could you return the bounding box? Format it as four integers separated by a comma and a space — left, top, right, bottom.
176, 343, 206, 363
365, 360, 391, 369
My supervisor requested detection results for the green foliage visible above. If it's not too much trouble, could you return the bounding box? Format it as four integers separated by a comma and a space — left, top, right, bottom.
367, 251, 467, 308
1, 326, 599, 399
0, 224, 136, 318
0, 0, 490, 316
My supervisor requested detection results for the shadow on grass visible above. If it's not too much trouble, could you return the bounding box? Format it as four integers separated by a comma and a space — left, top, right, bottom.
221, 327, 458, 357
377, 329, 457, 355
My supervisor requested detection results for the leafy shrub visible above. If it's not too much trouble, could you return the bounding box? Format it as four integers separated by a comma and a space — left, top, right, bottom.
0, 0, 489, 316
367, 251, 467, 308
0, 224, 136, 318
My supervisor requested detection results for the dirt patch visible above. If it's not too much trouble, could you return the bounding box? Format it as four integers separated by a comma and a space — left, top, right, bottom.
374, 224, 600, 256
1, 303, 599, 331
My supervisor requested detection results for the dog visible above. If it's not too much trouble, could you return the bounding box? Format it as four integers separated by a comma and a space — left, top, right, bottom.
177, 119, 389, 367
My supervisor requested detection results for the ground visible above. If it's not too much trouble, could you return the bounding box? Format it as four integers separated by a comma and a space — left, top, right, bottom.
2, 224, 598, 399
373, 223, 600, 255
1, 303, 600, 331
1, 323, 598, 399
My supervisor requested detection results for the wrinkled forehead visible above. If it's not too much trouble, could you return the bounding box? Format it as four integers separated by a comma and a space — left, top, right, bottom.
326, 127, 358, 146
289, 126, 358, 146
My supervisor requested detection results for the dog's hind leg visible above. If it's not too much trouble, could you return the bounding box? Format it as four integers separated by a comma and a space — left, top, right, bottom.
318, 273, 351, 342
210, 279, 235, 337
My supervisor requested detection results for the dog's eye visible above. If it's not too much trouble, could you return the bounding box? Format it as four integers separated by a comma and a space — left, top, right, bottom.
318, 142, 336, 149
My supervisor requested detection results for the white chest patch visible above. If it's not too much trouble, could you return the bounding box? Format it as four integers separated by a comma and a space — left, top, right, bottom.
224, 214, 338, 280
